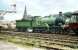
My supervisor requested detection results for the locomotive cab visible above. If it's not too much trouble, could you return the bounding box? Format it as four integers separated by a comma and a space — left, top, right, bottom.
64, 12, 78, 34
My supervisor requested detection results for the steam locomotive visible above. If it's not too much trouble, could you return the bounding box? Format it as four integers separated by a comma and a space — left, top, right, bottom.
16, 12, 66, 33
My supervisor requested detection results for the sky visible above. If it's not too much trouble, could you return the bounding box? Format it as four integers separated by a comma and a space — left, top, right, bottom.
24, 0, 78, 16
0, 0, 8, 10
0, 0, 78, 20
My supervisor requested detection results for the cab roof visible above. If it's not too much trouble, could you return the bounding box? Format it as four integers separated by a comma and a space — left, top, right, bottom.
72, 11, 78, 15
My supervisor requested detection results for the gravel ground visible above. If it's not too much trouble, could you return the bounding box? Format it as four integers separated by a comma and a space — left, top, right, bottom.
1, 31, 78, 50
0, 41, 45, 50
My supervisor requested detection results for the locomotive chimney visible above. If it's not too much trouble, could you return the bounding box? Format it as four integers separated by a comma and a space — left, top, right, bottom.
59, 12, 62, 16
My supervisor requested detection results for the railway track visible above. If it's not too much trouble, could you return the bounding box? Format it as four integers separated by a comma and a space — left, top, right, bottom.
0, 31, 78, 50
